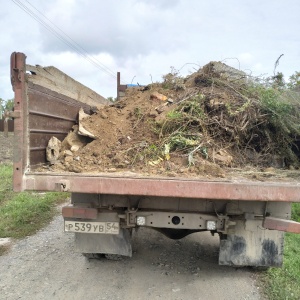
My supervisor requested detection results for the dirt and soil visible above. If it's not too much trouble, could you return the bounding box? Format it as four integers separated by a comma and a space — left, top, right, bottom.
0, 213, 263, 300
47, 62, 300, 181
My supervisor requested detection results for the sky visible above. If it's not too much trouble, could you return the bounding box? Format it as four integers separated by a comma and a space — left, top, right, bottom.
1, 0, 300, 101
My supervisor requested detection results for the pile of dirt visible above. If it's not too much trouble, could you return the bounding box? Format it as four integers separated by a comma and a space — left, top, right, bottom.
47, 62, 300, 178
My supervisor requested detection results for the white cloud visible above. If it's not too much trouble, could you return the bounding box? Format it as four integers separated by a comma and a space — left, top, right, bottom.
251, 63, 264, 75
0, 0, 299, 100
238, 53, 254, 65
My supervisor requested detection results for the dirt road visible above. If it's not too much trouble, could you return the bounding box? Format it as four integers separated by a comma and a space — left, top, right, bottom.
0, 212, 262, 300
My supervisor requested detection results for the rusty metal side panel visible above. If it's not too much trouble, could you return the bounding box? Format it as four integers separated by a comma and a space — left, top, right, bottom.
28, 82, 92, 116
10, 52, 102, 190
27, 82, 92, 165
29, 133, 68, 165
11, 52, 27, 192
24, 174, 300, 202
26, 64, 109, 107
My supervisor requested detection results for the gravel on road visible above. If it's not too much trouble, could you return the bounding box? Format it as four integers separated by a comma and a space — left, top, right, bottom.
0, 211, 262, 300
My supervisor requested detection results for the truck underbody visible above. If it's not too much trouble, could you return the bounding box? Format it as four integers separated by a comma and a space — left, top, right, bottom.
8, 52, 300, 267
65, 193, 289, 267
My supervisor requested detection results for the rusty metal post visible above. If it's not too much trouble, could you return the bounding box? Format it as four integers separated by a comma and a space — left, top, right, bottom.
117, 72, 120, 101
116, 72, 128, 101
10, 52, 27, 192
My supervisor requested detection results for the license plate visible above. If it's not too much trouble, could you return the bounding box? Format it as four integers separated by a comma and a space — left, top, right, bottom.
64, 221, 119, 234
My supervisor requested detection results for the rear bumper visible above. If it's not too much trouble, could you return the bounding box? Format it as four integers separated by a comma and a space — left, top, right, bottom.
263, 217, 300, 234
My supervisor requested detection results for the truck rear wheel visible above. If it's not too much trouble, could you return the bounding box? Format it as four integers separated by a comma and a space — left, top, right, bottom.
82, 253, 124, 260
82, 253, 103, 259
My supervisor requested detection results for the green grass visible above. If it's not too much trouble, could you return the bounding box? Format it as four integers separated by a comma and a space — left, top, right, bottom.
291, 203, 300, 222
263, 203, 300, 300
0, 164, 13, 205
0, 164, 69, 239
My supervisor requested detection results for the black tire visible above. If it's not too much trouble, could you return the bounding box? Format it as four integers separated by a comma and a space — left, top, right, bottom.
104, 254, 124, 261
82, 253, 103, 259
250, 266, 270, 271
83, 253, 124, 261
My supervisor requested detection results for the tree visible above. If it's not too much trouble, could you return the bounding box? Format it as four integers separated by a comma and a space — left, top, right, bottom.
272, 72, 285, 89
265, 72, 286, 89
107, 96, 117, 102
5, 99, 14, 111
0, 98, 14, 119
0, 98, 4, 119
288, 71, 300, 91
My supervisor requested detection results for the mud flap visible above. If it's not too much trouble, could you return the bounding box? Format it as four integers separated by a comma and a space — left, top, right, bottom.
75, 228, 132, 257
219, 220, 284, 267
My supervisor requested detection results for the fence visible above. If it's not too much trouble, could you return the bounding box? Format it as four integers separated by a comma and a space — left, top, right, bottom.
0, 119, 14, 132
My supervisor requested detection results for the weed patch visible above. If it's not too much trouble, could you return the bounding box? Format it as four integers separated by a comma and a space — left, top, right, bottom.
0, 164, 69, 241
0, 164, 13, 205
262, 203, 300, 300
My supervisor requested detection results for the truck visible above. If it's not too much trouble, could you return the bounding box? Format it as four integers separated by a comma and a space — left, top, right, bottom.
8, 52, 300, 268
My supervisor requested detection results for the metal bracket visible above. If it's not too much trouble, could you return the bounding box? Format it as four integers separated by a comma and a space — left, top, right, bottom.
55, 180, 70, 192
217, 219, 237, 235
126, 210, 223, 230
